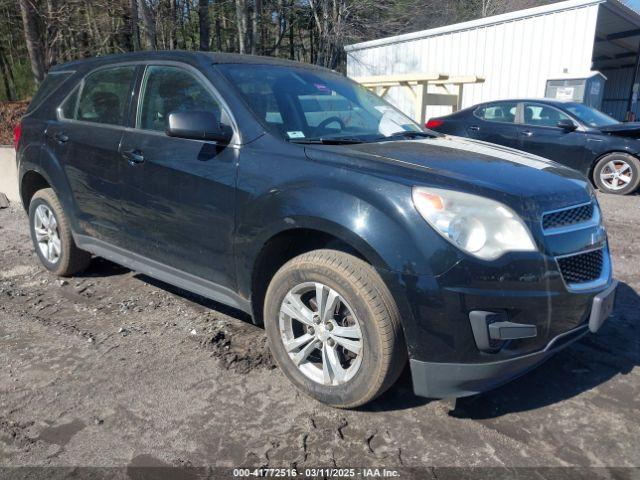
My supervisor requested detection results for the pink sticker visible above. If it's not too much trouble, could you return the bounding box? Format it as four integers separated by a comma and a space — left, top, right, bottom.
314, 83, 331, 93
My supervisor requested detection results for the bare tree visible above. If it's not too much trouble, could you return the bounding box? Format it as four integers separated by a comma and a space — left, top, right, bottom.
130, 0, 141, 50
0, 42, 17, 100
199, 0, 210, 50
138, 0, 157, 49
0, 0, 556, 102
17, 0, 45, 84
235, 0, 248, 53
308, 0, 349, 68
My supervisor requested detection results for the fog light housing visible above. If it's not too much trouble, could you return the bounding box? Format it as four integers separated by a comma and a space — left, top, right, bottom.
469, 311, 537, 352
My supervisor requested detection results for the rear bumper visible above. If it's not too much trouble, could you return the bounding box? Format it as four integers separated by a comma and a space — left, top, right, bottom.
409, 324, 589, 398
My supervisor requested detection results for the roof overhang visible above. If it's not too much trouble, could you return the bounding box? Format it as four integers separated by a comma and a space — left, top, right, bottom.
592, 0, 640, 70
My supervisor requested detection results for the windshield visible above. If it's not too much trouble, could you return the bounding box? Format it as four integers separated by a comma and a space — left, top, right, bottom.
565, 103, 618, 128
218, 64, 424, 143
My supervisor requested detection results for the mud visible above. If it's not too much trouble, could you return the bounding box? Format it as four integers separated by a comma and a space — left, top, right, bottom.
0, 192, 638, 470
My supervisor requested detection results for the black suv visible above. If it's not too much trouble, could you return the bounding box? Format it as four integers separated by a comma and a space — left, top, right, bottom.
15, 52, 617, 407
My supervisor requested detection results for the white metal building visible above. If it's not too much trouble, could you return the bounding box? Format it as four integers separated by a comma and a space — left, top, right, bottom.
345, 0, 640, 121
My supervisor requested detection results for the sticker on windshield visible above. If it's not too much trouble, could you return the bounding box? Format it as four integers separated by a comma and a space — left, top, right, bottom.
287, 131, 305, 139
314, 83, 331, 94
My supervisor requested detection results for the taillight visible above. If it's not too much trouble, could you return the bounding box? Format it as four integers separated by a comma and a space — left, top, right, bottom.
426, 119, 444, 129
13, 122, 22, 151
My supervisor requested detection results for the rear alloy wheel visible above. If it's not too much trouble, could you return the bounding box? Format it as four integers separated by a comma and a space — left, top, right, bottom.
593, 153, 640, 195
29, 188, 91, 276
264, 249, 407, 408
33, 204, 62, 264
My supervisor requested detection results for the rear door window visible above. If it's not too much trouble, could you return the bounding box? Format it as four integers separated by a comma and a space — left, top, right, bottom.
61, 65, 136, 126
474, 102, 518, 123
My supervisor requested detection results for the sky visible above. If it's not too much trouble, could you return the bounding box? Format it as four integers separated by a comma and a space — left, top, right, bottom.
623, 0, 640, 12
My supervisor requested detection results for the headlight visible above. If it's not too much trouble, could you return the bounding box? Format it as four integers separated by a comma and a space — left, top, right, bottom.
412, 187, 537, 260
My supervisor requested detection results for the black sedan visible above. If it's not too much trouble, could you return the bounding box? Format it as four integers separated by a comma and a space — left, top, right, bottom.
427, 99, 640, 195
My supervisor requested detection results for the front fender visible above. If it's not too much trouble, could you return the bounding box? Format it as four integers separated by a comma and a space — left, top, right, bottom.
234, 180, 461, 299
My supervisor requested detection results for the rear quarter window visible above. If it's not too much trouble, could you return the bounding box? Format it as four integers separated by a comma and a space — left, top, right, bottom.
474, 103, 517, 123
25, 71, 74, 114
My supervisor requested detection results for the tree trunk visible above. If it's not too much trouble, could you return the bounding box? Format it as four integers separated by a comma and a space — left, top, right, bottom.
168, 0, 177, 49
250, 0, 261, 54
138, 0, 157, 49
0, 43, 17, 101
199, 0, 210, 51
45, 0, 59, 68
235, 0, 247, 54
84, 0, 104, 54
17, 0, 45, 84
289, 0, 295, 60
215, 17, 222, 51
130, 0, 141, 51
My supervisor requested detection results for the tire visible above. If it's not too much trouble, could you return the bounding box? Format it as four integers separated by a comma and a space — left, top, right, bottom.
28, 188, 91, 276
264, 249, 407, 408
593, 153, 640, 195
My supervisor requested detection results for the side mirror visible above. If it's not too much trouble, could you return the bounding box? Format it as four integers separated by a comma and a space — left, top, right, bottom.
166, 111, 233, 144
557, 119, 577, 131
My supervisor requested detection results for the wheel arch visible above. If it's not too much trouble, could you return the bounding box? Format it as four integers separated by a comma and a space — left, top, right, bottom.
247, 220, 388, 326
19, 145, 80, 230
20, 169, 51, 211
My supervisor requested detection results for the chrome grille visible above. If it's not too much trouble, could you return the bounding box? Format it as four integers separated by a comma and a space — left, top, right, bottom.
542, 203, 594, 230
557, 249, 604, 284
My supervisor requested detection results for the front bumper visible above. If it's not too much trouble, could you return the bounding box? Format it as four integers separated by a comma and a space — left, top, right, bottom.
410, 324, 587, 398
409, 279, 618, 398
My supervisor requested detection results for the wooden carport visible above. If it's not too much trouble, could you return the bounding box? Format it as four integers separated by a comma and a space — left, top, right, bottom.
353, 73, 485, 125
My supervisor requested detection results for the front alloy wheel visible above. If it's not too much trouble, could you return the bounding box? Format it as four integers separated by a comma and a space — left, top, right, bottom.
279, 282, 363, 386
599, 159, 632, 191
264, 249, 406, 408
593, 153, 640, 195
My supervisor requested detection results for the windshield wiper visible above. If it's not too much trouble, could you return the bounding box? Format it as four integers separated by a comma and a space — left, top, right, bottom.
286, 136, 365, 145
374, 131, 438, 142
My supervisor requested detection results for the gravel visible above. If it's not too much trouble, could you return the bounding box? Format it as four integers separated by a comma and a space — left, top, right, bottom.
0, 192, 638, 471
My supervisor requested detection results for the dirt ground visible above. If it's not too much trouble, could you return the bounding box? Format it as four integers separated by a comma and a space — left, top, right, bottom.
0, 191, 638, 477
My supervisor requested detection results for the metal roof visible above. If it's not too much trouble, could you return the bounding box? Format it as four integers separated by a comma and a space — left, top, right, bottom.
345, 0, 640, 53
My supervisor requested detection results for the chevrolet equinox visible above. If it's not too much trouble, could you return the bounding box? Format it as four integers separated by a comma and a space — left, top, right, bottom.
14, 52, 617, 407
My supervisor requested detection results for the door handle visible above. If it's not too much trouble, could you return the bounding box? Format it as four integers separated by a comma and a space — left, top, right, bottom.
54, 133, 69, 144
122, 149, 144, 165
46, 131, 69, 144
520, 130, 533, 137
468, 126, 480, 131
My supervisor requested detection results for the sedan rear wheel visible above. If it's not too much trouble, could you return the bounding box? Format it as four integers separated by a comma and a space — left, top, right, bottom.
593, 153, 640, 195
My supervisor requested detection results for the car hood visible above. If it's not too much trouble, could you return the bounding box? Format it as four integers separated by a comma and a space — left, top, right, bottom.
599, 122, 640, 137
305, 135, 592, 218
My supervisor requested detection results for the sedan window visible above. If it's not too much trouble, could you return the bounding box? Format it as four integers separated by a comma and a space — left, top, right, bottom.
138, 66, 223, 132
474, 103, 517, 123
565, 103, 618, 128
522, 104, 570, 128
